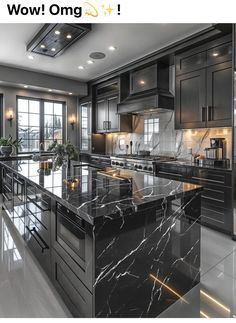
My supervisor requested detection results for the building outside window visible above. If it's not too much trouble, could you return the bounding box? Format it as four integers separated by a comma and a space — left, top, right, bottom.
17, 97, 66, 153
80, 102, 91, 152
144, 117, 160, 147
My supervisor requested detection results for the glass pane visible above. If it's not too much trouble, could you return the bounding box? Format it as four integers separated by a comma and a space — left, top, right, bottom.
28, 140, 39, 152
44, 140, 54, 151
18, 113, 28, 126
82, 129, 88, 139
154, 122, 159, 133
82, 119, 88, 128
54, 103, 63, 115
44, 115, 53, 128
82, 106, 87, 116
44, 102, 53, 115
18, 126, 30, 141
18, 140, 28, 152
28, 128, 40, 140
54, 115, 62, 128
29, 114, 40, 127
44, 127, 54, 140
29, 100, 40, 114
18, 99, 28, 113
54, 128, 62, 140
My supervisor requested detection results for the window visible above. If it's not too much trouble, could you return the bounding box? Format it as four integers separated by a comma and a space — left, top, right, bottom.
144, 118, 159, 147
80, 102, 91, 151
0, 94, 3, 137
17, 97, 66, 153
44, 101, 63, 150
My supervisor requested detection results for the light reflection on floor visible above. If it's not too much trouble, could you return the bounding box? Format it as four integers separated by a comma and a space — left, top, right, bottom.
160, 226, 236, 318
0, 211, 70, 318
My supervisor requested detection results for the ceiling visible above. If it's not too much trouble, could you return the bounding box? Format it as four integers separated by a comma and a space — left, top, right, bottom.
0, 23, 211, 82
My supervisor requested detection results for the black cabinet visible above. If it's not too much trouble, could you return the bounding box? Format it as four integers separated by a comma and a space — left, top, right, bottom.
175, 55, 232, 129
206, 61, 232, 127
130, 64, 157, 95
175, 69, 207, 129
175, 36, 232, 130
95, 95, 132, 133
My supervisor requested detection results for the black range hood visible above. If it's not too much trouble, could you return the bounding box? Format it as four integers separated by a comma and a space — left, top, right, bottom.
117, 92, 174, 115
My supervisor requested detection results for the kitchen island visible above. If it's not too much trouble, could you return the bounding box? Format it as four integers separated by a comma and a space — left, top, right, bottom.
0, 160, 202, 318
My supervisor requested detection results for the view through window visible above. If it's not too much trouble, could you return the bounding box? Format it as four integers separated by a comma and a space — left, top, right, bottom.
144, 117, 159, 147
17, 97, 65, 153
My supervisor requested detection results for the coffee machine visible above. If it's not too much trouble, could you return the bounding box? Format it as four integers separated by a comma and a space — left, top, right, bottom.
204, 138, 229, 167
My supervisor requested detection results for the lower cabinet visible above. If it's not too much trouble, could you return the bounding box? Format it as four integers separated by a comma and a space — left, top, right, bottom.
154, 163, 233, 235
51, 249, 93, 317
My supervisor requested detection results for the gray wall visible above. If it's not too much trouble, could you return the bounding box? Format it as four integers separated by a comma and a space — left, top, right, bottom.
0, 85, 79, 148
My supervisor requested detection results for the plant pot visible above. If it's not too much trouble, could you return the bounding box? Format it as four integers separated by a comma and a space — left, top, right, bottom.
0, 146, 13, 157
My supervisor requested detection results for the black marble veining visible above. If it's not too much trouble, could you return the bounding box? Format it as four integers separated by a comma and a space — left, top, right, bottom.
0, 160, 202, 225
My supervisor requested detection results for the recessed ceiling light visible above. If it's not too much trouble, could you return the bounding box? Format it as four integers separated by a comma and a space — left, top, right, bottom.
108, 46, 117, 51
69, 92, 73, 95
212, 52, 219, 57
78, 65, 84, 70
40, 44, 45, 49
28, 54, 34, 60
24, 85, 28, 88
87, 60, 94, 64
48, 89, 52, 92
51, 48, 56, 52
66, 34, 72, 39
89, 52, 106, 60
55, 30, 60, 35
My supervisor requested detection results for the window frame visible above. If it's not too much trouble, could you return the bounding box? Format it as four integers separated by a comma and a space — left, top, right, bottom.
80, 101, 91, 152
16, 96, 67, 154
144, 117, 160, 147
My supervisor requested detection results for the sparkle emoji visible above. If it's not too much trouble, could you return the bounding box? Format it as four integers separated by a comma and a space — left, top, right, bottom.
102, 3, 114, 16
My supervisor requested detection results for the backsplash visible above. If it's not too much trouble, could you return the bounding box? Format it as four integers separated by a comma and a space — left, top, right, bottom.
105, 111, 232, 161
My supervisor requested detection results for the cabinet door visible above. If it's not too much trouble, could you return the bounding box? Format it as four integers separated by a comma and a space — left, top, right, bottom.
130, 64, 157, 95
96, 99, 107, 133
206, 61, 232, 127
175, 69, 207, 129
175, 51, 206, 75
107, 96, 119, 132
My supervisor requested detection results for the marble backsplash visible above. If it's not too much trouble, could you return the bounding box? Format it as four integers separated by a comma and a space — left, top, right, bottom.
105, 111, 232, 161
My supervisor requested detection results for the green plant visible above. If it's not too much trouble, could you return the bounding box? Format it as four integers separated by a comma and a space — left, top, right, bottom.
0, 136, 22, 147
47, 140, 78, 160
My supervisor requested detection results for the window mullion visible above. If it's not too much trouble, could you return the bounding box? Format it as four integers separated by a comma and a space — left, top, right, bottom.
40, 99, 44, 148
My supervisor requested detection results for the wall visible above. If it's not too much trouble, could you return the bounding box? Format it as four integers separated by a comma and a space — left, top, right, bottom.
0, 85, 79, 148
105, 111, 232, 161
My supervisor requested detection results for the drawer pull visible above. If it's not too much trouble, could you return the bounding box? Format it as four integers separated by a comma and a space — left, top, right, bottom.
26, 226, 49, 253
192, 176, 224, 184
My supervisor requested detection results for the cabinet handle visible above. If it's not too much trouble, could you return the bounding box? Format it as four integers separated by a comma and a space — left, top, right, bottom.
202, 107, 207, 122
208, 106, 213, 121
26, 226, 49, 253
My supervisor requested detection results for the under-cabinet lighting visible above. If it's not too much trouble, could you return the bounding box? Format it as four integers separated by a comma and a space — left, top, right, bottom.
200, 290, 230, 313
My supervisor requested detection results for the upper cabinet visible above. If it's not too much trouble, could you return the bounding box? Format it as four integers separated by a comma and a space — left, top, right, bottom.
175, 35, 232, 129
130, 64, 158, 95
94, 79, 132, 133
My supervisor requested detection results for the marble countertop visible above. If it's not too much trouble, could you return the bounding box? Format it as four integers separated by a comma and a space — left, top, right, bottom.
0, 160, 202, 225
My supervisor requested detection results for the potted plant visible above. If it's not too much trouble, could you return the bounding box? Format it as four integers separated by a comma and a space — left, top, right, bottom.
0, 136, 22, 157
47, 140, 78, 169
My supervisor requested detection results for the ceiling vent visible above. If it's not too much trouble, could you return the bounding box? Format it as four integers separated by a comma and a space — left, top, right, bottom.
27, 23, 91, 58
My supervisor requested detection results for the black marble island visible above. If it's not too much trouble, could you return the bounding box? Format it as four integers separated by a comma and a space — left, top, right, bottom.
0, 160, 202, 318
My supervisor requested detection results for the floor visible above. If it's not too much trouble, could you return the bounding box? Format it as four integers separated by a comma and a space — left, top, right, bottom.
0, 210, 236, 318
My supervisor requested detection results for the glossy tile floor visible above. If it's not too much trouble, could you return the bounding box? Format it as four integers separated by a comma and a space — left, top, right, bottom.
0, 210, 71, 318
160, 226, 236, 318
0, 209, 236, 318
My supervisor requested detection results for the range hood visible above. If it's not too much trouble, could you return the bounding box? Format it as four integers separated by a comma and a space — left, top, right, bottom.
117, 92, 174, 115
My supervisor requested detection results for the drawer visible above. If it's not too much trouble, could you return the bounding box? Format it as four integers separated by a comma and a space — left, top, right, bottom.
201, 185, 232, 209
201, 202, 232, 233
26, 200, 51, 230
191, 168, 232, 187
26, 185, 51, 210
175, 51, 206, 75
25, 223, 51, 275
207, 42, 232, 66
52, 249, 93, 317
25, 209, 50, 244
154, 163, 187, 180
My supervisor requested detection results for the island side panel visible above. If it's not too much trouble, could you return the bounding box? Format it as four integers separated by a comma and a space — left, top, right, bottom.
94, 192, 201, 318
